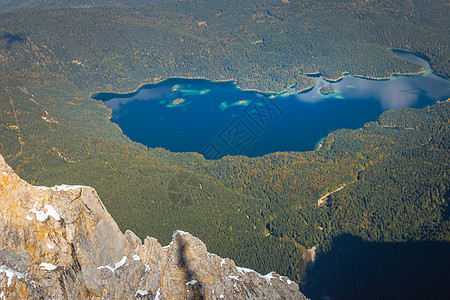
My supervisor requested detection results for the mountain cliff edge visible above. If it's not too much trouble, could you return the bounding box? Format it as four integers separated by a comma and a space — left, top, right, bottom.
0, 154, 305, 299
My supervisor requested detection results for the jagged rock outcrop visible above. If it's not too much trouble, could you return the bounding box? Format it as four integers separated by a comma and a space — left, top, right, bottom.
0, 154, 306, 299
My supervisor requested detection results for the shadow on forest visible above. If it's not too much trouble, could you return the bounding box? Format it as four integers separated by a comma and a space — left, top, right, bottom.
0, 32, 25, 49
301, 234, 450, 300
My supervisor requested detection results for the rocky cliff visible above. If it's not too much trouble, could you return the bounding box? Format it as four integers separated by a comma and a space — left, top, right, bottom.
0, 154, 305, 299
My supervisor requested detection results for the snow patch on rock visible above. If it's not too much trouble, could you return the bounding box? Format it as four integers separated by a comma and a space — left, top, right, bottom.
132, 254, 141, 261
236, 267, 276, 284
39, 262, 57, 271
35, 184, 88, 191
172, 230, 189, 238
154, 287, 161, 300
97, 256, 127, 272
0, 266, 25, 286
135, 289, 148, 296
30, 203, 60, 222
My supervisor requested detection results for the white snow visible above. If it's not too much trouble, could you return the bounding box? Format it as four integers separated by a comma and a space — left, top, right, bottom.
0, 291, 4, 300
39, 262, 57, 271
135, 290, 148, 296
221, 258, 227, 267
25, 215, 32, 221
35, 184, 88, 191
125, 229, 136, 236
219, 295, 224, 299
0, 266, 25, 286
154, 288, 161, 300
263, 272, 276, 282
236, 266, 254, 274
34, 186, 50, 190
44, 205, 60, 220
50, 184, 88, 192
279, 275, 294, 284
115, 256, 127, 268
47, 243, 54, 249
30, 203, 60, 222
132, 254, 141, 261
186, 280, 197, 285
236, 267, 276, 284
228, 275, 240, 281
172, 230, 189, 237
97, 256, 127, 272
144, 264, 151, 272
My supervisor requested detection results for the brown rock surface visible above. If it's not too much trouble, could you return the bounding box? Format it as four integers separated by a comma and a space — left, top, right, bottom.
0, 154, 306, 299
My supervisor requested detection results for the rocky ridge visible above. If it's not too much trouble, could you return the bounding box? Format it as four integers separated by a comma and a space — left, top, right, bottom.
0, 154, 305, 299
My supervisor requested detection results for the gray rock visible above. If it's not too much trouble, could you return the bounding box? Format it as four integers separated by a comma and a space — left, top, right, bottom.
0, 154, 306, 299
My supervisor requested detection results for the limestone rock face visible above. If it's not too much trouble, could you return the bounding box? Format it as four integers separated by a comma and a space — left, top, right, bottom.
0, 155, 306, 299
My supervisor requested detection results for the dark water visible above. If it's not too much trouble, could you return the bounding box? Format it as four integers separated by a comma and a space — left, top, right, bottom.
301, 234, 450, 299
93, 51, 449, 158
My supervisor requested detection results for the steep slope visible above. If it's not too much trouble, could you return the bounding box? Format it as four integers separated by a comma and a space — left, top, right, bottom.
0, 154, 305, 299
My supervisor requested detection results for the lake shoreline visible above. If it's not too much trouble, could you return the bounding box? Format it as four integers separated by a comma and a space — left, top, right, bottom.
92, 69, 427, 101
91, 48, 440, 100
92, 76, 292, 101
93, 67, 428, 101
90, 49, 448, 159
321, 70, 426, 84
91, 76, 312, 101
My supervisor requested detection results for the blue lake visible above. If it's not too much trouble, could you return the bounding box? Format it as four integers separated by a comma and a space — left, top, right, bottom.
93, 51, 449, 159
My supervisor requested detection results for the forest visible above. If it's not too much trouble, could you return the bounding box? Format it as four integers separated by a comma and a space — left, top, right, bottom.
0, 0, 448, 298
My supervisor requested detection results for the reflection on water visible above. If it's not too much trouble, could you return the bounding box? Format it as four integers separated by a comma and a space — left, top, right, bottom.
296, 50, 448, 110
301, 72, 448, 110
93, 51, 449, 158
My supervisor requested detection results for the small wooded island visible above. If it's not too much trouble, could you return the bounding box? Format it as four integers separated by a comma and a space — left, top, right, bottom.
319, 86, 335, 95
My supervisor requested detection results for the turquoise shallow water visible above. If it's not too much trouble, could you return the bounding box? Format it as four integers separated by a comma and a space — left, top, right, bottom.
93, 52, 449, 159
